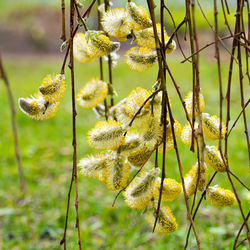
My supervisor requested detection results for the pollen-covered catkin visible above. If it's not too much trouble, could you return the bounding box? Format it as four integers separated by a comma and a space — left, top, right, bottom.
207, 185, 235, 207
204, 145, 226, 172
126, 2, 152, 31
158, 119, 182, 153
123, 168, 160, 209
125, 47, 157, 72
140, 116, 162, 148
39, 74, 66, 103
125, 87, 150, 118
153, 177, 182, 202
119, 134, 141, 155
184, 91, 205, 117
18, 93, 59, 121
127, 144, 154, 168
87, 120, 125, 150
145, 201, 178, 234
78, 153, 108, 183
73, 33, 94, 64
86, 30, 120, 58
202, 113, 227, 140
134, 24, 168, 48
77, 78, 108, 109
183, 162, 209, 196
101, 8, 131, 41
105, 152, 130, 191
180, 122, 199, 146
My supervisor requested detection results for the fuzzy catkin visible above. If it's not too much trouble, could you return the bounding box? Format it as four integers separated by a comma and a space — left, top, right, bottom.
88, 120, 125, 150
123, 168, 160, 209
105, 152, 130, 191
145, 201, 178, 234
204, 145, 226, 172
207, 185, 235, 207
153, 177, 182, 202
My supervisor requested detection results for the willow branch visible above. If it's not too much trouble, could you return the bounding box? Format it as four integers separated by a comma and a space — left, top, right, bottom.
0, 54, 26, 193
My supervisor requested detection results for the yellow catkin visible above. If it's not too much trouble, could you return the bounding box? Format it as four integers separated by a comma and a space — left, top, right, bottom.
127, 144, 154, 168
123, 168, 160, 209
180, 122, 199, 146
202, 113, 227, 140
153, 177, 182, 202
158, 119, 182, 153
145, 201, 178, 234
125, 87, 150, 118
119, 134, 141, 155
39, 74, 66, 103
105, 152, 130, 191
86, 30, 120, 58
126, 2, 152, 31
134, 24, 168, 48
184, 91, 205, 117
139, 116, 162, 148
78, 153, 108, 183
73, 33, 94, 64
77, 78, 108, 109
87, 120, 125, 150
204, 145, 226, 172
18, 93, 59, 121
125, 47, 157, 72
183, 162, 209, 196
207, 185, 235, 207
101, 8, 132, 41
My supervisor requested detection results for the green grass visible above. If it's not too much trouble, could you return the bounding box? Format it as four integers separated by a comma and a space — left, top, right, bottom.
0, 55, 249, 249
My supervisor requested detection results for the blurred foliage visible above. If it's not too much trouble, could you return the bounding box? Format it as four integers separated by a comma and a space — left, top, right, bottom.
0, 55, 249, 249
0, 0, 248, 32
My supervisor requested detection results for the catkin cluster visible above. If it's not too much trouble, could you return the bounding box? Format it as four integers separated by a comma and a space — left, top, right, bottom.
19, 1, 236, 235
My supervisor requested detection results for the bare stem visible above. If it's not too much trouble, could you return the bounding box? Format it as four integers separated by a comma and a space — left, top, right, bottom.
0, 54, 26, 193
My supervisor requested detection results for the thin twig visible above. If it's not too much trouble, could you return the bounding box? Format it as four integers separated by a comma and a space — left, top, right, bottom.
228, 99, 250, 136
0, 54, 26, 192
233, 212, 250, 249
60, 0, 66, 41
184, 172, 217, 249
60, 1, 82, 249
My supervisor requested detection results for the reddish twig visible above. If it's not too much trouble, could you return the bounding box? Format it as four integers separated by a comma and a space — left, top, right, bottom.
60, 1, 82, 249
0, 54, 26, 192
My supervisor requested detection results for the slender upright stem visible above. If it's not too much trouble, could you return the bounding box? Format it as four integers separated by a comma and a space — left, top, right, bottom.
60, 1, 82, 249
61, 0, 66, 41
0, 54, 26, 193
104, 0, 114, 107
98, 0, 108, 120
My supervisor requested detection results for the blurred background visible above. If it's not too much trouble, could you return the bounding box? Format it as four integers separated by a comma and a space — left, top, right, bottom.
0, 0, 249, 249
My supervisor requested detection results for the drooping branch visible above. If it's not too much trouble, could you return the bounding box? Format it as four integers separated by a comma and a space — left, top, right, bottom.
60, 0, 82, 249
0, 53, 26, 193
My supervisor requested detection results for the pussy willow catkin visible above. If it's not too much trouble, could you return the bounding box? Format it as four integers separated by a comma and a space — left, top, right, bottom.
77, 78, 108, 109
184, 91, 205, 117
145, 201, 178, 234
88, 120, 125, 150
73, 33, 94, 64
101, 8, 132, 41
204, 145, 226, 172
78, 153, 108, 183
153, 177, 182, 202
125, 47, 157, 72
183, 162, 209, 196
19, 93, 59, 121
207, 185, 235, 207
105, 152, 130, 191
86, 30, 120, 58
202, 113, 227, 140
126, 1, 152, 30
123, 168, 160, 209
